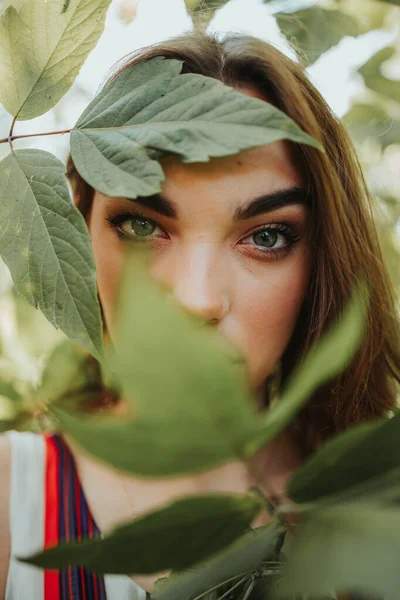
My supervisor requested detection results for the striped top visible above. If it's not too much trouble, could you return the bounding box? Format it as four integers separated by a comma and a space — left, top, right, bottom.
44, 434, 108, 600
6, 430, 148, 600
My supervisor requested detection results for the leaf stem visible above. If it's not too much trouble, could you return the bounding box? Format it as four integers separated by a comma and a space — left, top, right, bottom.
8, 116, 17, 152
217, 575, 249, 600
191, 573, 249, 600
0, 128, 72, 145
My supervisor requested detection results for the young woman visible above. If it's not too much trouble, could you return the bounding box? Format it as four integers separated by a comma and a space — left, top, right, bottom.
0, 31, 399, 600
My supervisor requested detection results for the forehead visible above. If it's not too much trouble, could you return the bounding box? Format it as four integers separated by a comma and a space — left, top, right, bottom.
159, 140, 303, 211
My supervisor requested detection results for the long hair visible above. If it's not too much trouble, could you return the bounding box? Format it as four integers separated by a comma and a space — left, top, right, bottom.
67, 31, 400, 457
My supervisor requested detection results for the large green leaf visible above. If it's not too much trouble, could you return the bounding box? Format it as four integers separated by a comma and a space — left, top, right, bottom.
243, 283, 367, 458
153, 522, 279, 600
343, 102, 400, 150
0, 150, 104, 361
0, 0, 111, 120
283, 464, 400, 512
278, 505, 400, 598
23, 492, 264, 574
286, 410, 400, 504
70, 57, 322, 199
377, 0, 400, 5
53, 249, 260, 475
358, 46, 400, 104
276, 7, 360, 66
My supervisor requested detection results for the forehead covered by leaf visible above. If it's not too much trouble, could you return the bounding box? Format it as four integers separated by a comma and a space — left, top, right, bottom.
70, 56, 323, 200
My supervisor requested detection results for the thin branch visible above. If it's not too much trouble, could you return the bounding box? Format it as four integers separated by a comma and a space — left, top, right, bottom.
0, 128, 72, 145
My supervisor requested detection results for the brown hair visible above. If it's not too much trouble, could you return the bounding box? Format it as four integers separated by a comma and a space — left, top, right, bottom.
67, 31, 400, 457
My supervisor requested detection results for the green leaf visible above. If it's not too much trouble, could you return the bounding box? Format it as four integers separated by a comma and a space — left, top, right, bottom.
184, 0, 231, 26
0, 0, 111, 120
343, 103, 400, 150
358, 46, 400, 104
70, 57, 322, 199
337, 0, 388, 34
377, 0, 400, 5
286, 410, 400, 505
35, 340, 101, 406
277, 505, 400, 598
0, 150, 104, 361
23, 492, 264, 574
53, 248, 260, 475
153, 522, 279, 600
184, 0, 230, 13
276, 7, 360, 66
243, 282, 367, 458
0, 380, 23, 431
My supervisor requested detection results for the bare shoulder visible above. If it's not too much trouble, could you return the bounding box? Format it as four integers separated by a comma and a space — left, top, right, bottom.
0, 435, 11, 599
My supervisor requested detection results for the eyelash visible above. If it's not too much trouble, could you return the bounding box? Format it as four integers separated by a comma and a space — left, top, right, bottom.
105, 210, 301, 260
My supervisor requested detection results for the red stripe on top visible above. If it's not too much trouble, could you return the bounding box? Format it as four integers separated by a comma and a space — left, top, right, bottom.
44, 434, 61, 600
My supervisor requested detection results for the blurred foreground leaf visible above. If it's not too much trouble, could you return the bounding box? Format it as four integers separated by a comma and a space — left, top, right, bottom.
0, 150, 104, 361
70, 57, 322, 199
35, 341, 101, 408
0, 380, 22, 431
54, 248, 260, 476
153, 522, 279, 600
0, 0, 111, 120
276, 7, 360, 65
286, 410, 400, 505
24, 492, 264, 574
54, 255, 367, 477
277, 505, 400, 598
243, 283, 367, 457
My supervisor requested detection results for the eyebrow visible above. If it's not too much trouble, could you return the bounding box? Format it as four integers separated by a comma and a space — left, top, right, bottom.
234, 186, 309, 220
127, 185, 308, 220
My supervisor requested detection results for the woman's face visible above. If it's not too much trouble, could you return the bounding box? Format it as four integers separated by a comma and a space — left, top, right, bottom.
84, 88, 311, 393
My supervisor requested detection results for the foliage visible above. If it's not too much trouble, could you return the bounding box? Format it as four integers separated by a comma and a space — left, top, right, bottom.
45, 252, 365, 479
358, 46, 400, 104
0, 0, 110, 120
25, 492, 266, 573
184, 0, 231, 26
275, 6, 360, 65
0, 150, 104, 360
0, 0, 399, 599
71, 56, 321, 199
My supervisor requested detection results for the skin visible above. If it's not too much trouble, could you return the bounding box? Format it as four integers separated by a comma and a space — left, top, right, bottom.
0, 86, 311, 595
73, 89, 312, 590
89, 145, 311, 393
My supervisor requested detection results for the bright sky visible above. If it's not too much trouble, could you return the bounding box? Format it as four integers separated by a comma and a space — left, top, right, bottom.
3, 0, 397, 160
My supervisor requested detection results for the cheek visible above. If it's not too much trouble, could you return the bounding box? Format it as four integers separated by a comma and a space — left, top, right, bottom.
89, 220, 124, 336
228, 255, 310, 388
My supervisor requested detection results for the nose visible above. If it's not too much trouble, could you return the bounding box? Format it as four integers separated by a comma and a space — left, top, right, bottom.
155, 244, 230, 324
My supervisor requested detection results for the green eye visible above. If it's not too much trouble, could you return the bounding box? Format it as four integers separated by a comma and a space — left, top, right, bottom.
125, 217, 156, 237
252, 229, 280, 248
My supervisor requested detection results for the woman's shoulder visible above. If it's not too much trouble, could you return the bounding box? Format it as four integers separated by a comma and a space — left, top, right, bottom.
0, 431, 46, 599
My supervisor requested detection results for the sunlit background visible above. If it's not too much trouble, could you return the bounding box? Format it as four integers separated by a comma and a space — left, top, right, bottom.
0, 0, 399, 424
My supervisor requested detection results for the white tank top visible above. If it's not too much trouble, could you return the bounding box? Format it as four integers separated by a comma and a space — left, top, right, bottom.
5, 431, 147, 600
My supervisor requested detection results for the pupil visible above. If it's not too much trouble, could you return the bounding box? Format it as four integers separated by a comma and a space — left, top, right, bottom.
132, 218, 155, 237
253, 230, 278, 248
